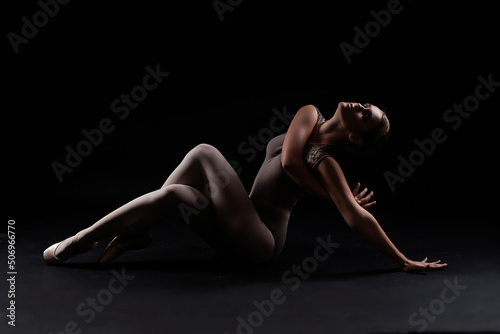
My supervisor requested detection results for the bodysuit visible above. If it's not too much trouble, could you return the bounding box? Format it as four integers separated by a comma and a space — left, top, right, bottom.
249, 106, 336, 257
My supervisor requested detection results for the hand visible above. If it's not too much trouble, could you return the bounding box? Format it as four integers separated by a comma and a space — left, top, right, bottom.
352, 182, 376, 209
402, 257, 448, 272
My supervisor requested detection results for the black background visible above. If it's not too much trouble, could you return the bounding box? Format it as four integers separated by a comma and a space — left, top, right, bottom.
5, 0, 500, 227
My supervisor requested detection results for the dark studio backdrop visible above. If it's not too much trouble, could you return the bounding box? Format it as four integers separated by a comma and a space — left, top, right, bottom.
4, 0, 499, 231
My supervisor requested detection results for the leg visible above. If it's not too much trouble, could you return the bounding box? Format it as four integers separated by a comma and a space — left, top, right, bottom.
97, 184, 220, 264
44, 144, 275, 264
160, 144, 276, 262
43, 187, 182, 264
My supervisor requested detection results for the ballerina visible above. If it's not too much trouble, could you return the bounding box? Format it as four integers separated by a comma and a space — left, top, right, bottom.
43, 103, 447, 272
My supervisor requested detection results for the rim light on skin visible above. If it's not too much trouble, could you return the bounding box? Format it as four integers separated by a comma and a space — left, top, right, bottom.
341, 102, 385, 146
315, 102, 390, 153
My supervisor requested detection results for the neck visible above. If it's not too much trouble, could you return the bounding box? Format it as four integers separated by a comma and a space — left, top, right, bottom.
316, 113, 349, 148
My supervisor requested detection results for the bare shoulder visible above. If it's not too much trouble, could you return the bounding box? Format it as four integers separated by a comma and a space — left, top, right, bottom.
297, 104, 318, 118
287, 104, 319, 131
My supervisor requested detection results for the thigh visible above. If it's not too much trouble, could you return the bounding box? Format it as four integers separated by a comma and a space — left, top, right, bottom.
167, 184, 227, 251
200, 146, 276, 262
168, 144, 276, 262
215, 200, 276, 263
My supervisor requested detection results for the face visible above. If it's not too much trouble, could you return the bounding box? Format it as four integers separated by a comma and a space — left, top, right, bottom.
337, 102, 384, 136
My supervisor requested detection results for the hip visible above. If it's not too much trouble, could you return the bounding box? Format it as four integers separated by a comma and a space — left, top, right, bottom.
251, 199, 291, 258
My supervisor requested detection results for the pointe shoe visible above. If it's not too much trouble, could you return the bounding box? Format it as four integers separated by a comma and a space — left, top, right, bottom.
98, 232, 153, 265
43, 233, 98, 265
43, 242, 64, 265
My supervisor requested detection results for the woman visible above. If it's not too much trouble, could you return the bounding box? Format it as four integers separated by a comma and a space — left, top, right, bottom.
43, 103, 447, 272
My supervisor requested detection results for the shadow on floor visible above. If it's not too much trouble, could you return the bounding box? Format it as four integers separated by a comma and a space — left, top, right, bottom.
52, 241, 407, 284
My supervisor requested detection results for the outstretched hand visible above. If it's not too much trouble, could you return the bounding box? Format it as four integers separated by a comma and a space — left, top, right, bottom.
352, 183, 448, 272
352, 182, 376, 209
402, 257, 448, 272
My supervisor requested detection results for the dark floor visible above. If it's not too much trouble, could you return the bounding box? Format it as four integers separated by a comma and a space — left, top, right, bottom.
3, 204, 500, 334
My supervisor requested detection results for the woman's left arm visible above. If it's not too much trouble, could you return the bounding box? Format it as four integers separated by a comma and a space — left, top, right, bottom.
315, 157, 447, 272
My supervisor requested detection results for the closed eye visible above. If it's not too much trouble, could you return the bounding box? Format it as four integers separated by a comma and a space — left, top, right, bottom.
361, 103, 372, 122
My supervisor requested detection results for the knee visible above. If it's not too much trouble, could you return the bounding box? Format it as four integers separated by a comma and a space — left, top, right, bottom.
157, 184, 189, 201
159, 184, 210, 208
158, 184, 212, 224
189, 143, 220, 160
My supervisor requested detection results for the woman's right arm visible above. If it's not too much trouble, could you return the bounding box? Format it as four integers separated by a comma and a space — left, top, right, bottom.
281, 105, 376, 208
281, 105, 333, 202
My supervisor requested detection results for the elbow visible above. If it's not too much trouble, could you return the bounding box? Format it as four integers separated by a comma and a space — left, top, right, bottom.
281, 158, 302, 178
281, 160, 291, 172
281, 155, 295, 172
348, 220, 364, 233
345, 216, 361, 232
343, 208, 371, 233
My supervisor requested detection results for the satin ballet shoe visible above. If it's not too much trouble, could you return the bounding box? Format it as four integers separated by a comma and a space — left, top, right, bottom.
43, 233, 98, 265
43, 242, 64, 265
98, 232, 152, 265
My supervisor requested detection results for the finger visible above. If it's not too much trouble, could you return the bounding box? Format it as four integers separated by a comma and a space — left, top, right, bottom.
362, 201, 376, 209
431, 260, 446, 266
422, 257, 428, 263
357, 188, 368, 199
360, 191, 374, 203
430, 262, 447, 269
431, 263, 445, 267
352, 183, 360, 196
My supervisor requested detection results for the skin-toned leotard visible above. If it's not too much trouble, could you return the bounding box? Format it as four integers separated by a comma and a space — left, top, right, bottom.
42, 106, 338, 265
249, 107, 336, 256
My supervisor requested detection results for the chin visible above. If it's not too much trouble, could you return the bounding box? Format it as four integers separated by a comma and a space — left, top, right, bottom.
338, 102, 348, 109
337, 102, 357, 130
337, 101, 352, 118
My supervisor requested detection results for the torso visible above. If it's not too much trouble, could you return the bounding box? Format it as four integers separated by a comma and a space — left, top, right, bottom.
249, 133, 303, 256
249, 106, 336, 257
